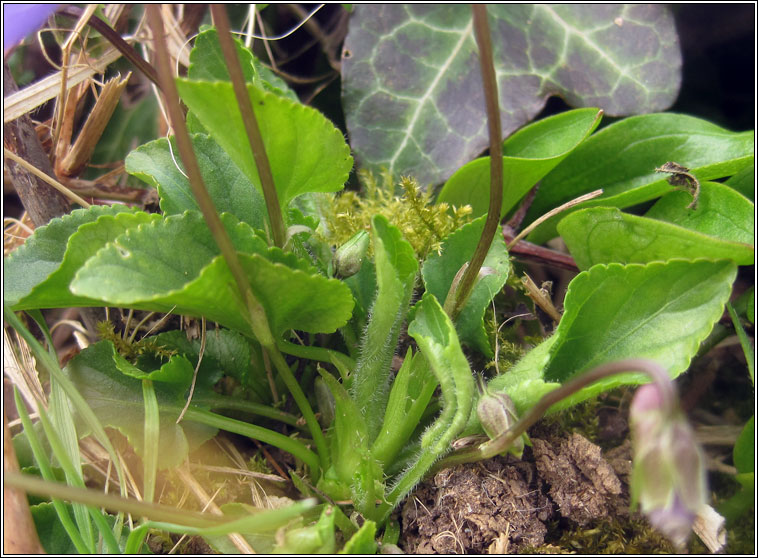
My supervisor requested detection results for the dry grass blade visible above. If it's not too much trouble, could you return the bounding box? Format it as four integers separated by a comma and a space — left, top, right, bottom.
58, 73, 131, 178
3, 47, 124, 124
3, 329, 47, 414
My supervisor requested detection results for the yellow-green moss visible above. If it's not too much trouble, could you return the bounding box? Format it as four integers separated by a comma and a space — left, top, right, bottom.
320, 170, 473, 259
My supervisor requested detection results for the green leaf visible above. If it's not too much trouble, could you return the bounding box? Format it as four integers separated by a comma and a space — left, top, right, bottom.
546, 259, 737, 390
126, 134, 267, 229
382, 293, 474, 520
64, 341, 217, 470
4, 204, 136, 308
725, 162, 754, 201
342, 4, 681, 186
188, 27, 299, 102
734, 416, 754, 475
113, 350, 194, 384
175, 79, 352, 210
31, 502, 83, 555
340, 520, 377, 554
485, 260, 737, 419
70, 211, 354, 337
645, 181, 754, 243
437, 108, 602, 217
370, 349, 436, 467
422, 215, 510, 355
351, 215, 418, 441
525, 113, 754, 243
558, 206, 754, 269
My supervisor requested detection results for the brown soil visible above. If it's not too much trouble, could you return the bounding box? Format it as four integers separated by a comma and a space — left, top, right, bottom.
399, 432, 638, 554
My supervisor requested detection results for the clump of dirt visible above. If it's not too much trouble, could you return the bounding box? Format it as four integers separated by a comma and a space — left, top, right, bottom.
399, 432, 632, 554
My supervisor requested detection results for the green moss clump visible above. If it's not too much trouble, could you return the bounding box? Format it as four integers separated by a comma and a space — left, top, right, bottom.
96, 320, 177, 361
321, 169, 473, 259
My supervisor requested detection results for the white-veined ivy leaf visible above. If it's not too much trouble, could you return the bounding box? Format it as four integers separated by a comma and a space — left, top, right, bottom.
342, 4, 681, 186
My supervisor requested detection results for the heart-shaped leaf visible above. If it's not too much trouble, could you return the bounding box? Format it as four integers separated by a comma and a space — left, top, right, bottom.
525, 113, 754, 243
64, 340, 217, 470
188, 27, 299, 102
437, 108, 602, 217
70, 212, 354, 338
175, 79, 352, 210
4, 204, 136, 309
342, 4, 681, 185
126, 134, 267, 230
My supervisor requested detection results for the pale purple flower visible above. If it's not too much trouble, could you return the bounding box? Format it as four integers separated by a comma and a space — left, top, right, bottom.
630, 383, 707, 550
4, 4, 61, 52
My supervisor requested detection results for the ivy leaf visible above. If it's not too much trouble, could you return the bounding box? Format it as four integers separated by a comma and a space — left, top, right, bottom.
486, 259, 737, 417
525, 113, 754, 243
175, 79, 352, 210
188, 27, 299, 102
437, 108, 602, 217
126, 134, 267, 230
70, 212, 354, 338
558, 206, 754, 269
422, 215, 510, 356
4, 204, 136, 308
342, 4, 681, 186
64, 341, 217, 470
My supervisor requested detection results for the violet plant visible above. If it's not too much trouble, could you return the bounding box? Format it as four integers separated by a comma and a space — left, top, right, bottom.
4, 4, 753, 553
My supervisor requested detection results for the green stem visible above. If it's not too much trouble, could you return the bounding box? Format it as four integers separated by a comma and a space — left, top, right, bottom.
433, 358, 674, 471
727, 302, 755, 384
142, 379, 159, 504
3, 471, 228, 528
210, 5, 286, 248
276, 338, 356, 371
183, 407, 321, 475
452, 5, 503, 319
190, 394, 302, 428
265, 348, 330, 472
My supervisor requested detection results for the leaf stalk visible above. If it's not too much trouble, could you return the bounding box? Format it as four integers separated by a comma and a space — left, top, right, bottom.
452, 5, 504, 319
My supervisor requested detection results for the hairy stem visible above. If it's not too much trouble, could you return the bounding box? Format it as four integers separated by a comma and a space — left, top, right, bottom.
452, 5, 503, 319
210, 5, 286, 248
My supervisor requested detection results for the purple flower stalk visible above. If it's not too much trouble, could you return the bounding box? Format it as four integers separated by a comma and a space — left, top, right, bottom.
3, 4, 61, 52
629, 383, 707, 550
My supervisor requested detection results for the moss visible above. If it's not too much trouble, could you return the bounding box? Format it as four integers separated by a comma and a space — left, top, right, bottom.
96, 320, 177, 361
539, 516, 675, 554
320, 169, 473, 259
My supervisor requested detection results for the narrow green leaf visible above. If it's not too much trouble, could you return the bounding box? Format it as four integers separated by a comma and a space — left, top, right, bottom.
351, 215, 418, 441
558, 206, 754, 268
437, 108, 602, 217
645, 181, 754, 245
734, 416, 755, 475
4, 204, 135, 308
176, 79, 352, 209
382, 293, 474, 520
126, 134, 267, 229
422, 215, 510, 355
525, 113, 754, 243
371, 349, 436, 467
339, 520, 377, 554
343, 4, 681, 185
725, 162, 754, 201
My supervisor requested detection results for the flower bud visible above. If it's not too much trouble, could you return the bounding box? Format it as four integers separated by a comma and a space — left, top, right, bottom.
630, 383, 707, 550
332, 230, 369, 278
476, 378, 527, 458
